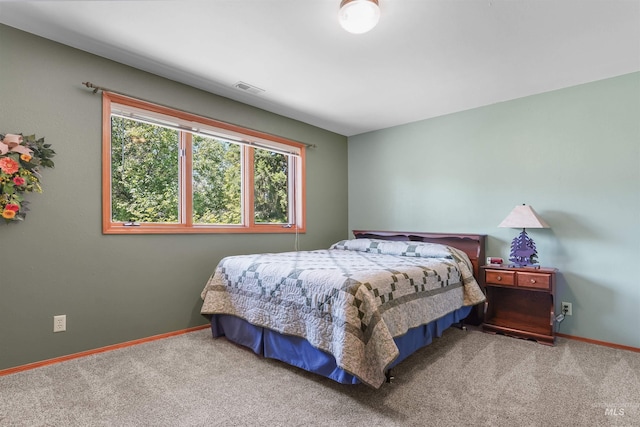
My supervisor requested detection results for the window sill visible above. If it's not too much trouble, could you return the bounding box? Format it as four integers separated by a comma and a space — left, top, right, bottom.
102, 223, 306, 235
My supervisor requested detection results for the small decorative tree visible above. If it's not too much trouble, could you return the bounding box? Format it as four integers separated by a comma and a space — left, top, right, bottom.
508, 229, 539, 266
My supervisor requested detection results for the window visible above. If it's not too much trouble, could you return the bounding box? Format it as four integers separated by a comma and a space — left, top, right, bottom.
102, 92, 305, 234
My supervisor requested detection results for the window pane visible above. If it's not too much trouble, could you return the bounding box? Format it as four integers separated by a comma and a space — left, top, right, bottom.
104, 93, 305, 234
111, 117, 179, 223
254, 148, 289, 224
192, 135, 242, 225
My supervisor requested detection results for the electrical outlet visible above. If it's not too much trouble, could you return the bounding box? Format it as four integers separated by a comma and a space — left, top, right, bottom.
561, 302, 572, 316
53, 315, 66, 332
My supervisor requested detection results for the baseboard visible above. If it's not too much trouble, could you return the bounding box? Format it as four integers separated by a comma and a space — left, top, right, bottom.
0, 324, 211, 377
4, 327, 636, 377
556, 333, 640, 353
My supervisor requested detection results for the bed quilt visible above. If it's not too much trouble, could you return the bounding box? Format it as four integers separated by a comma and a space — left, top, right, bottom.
200, 239, 485, 388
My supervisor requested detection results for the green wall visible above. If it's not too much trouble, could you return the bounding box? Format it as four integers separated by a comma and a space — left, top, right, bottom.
0, 25, 348, 370
349, 72, 640, 348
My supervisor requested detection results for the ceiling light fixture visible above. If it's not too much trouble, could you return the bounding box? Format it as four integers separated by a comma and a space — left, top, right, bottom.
338, 0, 380, 34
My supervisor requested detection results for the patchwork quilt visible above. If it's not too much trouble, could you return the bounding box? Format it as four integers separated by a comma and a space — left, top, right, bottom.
200, 239, 485, 388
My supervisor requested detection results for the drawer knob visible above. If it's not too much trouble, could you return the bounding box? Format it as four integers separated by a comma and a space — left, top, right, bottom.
496, 276, 502, 281
530, 279, 536, 284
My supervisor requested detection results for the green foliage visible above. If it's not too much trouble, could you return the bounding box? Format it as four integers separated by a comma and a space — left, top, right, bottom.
192, 135, 241, 224
23, 134, 56, 168
110, 117, 291, 225
254, 149, 288, 223
111, 117, 179, 223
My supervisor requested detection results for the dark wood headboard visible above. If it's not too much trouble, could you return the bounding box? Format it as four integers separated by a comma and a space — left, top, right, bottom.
352, 230, 486, 279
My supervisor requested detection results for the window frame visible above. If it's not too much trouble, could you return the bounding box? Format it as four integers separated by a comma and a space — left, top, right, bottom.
102, 92, 306, 234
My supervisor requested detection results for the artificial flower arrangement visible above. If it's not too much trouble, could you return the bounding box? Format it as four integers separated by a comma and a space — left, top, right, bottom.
0, 133, 55, 222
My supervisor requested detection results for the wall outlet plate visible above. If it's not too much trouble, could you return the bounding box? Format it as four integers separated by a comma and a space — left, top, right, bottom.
53, 315, 66, 332
561, 302, 572, 316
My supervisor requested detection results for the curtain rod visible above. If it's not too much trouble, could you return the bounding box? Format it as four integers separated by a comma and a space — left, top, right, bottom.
81, 81, 317, 149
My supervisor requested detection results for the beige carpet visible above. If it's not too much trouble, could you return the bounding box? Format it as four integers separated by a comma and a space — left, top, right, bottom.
1, 327, 638, 426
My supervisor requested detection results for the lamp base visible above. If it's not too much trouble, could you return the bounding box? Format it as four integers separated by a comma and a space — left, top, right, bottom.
507, 263, 541, 269
508, 229, 539, 267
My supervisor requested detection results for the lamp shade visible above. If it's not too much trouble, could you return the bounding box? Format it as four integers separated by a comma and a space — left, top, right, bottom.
339, 0, 380, 34
498, 204, 550, 229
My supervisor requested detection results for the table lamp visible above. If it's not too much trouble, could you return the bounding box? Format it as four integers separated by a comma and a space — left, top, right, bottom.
498, 204, 550, 267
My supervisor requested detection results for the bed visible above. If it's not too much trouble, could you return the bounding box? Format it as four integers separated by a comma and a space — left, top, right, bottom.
200, 230, 486, 388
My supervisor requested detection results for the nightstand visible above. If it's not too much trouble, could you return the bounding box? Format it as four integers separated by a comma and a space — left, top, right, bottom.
481, 265, 557, 345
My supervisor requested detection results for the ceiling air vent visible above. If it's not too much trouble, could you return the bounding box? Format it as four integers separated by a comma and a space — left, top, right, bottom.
233, 81, 265, 95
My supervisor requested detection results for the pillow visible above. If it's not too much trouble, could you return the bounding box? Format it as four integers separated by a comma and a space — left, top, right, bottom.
330, 238, 452, 259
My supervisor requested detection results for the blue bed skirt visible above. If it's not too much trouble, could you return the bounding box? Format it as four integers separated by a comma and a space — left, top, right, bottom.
209, 305, 472, 385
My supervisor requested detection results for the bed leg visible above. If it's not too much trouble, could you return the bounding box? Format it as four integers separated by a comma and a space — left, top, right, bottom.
453, 320, 467, 331
385, 369, 395, 383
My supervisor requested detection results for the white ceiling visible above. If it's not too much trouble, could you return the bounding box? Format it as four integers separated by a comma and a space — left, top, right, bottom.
1, 0, 639, 136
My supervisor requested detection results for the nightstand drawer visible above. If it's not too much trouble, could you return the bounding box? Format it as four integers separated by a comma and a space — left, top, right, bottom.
516, 272, 551, 290
485, 270, 515, 286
